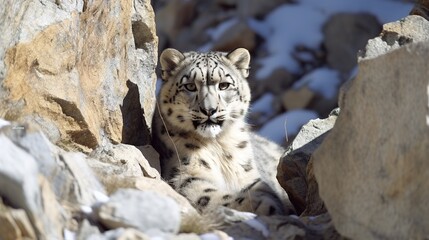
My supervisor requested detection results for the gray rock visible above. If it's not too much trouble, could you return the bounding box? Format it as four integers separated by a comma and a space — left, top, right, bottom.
76, 219, 101, 240
2, 125, 105, 206
0, 132, 62, 239
323, 13, 381, 75
277, 111, 337, 215
223, 214, 343, 240
86, 228, 149, 240
96, 189, 181, 234
358, 15, 429, 61
313, 41, 429, 239
88, 143, 160, 194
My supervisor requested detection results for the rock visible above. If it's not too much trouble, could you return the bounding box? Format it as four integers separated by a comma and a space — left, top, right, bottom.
106, 177, 199, 220
155, 0, 197, 42
277, 111, 337, 215
210, 20, 256, 52
92, 143, 160, 179
313, 41, 429, 239
261, 68, 295, 95
101, 176, 206, 233
281, 86, 315, 111
0, 200, 36, 240
358, 15, 429, 61
96, 189, 181, 234
88, 144, 161, 193
237, 0, 290, 18
138, 145, 162, 174
86, 228, 150, 240
2, 124, 105, 206
76, 219, 101, 240
0, 0, 157, 152
323, 13, 381, 75
0, 131, 63, 239
132, 178, 199, 218
410, 0, 429, 20
223, 213, 343, 240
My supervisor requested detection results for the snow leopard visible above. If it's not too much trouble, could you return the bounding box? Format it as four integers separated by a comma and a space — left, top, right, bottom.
152, 48, 295, 220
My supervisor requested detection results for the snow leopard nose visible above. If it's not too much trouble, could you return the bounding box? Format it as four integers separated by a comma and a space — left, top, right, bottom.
200, 107, 217, 116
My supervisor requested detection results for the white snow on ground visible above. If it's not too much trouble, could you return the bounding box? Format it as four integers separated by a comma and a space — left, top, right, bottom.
259, 110, 319, 144
250, 0, 413, 77
293, 67, 341, 99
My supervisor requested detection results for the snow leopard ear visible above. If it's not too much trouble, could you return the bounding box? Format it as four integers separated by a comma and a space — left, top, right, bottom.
160, 48, 185, 80
226, 48, 251, 78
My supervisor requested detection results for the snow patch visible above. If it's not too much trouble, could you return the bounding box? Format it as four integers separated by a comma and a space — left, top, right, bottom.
259, 110, 319, 144
251, 0, 413, 77
293, 67, 341, 99
93, 191, 109, 203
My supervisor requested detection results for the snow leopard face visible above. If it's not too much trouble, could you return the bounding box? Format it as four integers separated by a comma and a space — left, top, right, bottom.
158, 48, 251, 138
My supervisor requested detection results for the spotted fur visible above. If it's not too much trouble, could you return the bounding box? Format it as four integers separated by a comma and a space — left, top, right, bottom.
152, 48, 295, 217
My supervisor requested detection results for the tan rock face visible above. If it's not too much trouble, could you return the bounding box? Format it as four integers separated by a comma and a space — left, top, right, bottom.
313, 41, 429, 239
0, 0, 158, 152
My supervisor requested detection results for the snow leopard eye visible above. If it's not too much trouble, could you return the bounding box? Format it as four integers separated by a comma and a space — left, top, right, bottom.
184, 83, 197, 92
219, 82, 231, 90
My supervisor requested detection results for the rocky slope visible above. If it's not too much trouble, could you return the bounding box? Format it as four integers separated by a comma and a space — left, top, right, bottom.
0, 0, 428, 239
153, 0, 413, 144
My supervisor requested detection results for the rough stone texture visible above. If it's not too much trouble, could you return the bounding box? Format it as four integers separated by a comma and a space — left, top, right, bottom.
1, 124, 105, 207
0, 129, 63, 239
101, 176, 200, 231
91, 143, 160, 178
323, 13, 381, 75
96, 189, 181, 234
88, 144, 161, 194
0, 201, 37, 240
131, 177, 199, 218
0, 0, 157, 152
277, 110, 337, 215
358, 15, 429, 61
313, 41, 429, 239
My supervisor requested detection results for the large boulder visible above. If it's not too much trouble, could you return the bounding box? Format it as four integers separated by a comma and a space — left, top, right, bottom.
313, 39, 429, 239
277, 110, 338, 215
95, 189, 181, 234
0, 124, 66, 239
358, 15, 429, 61
0, 0, 158, 152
